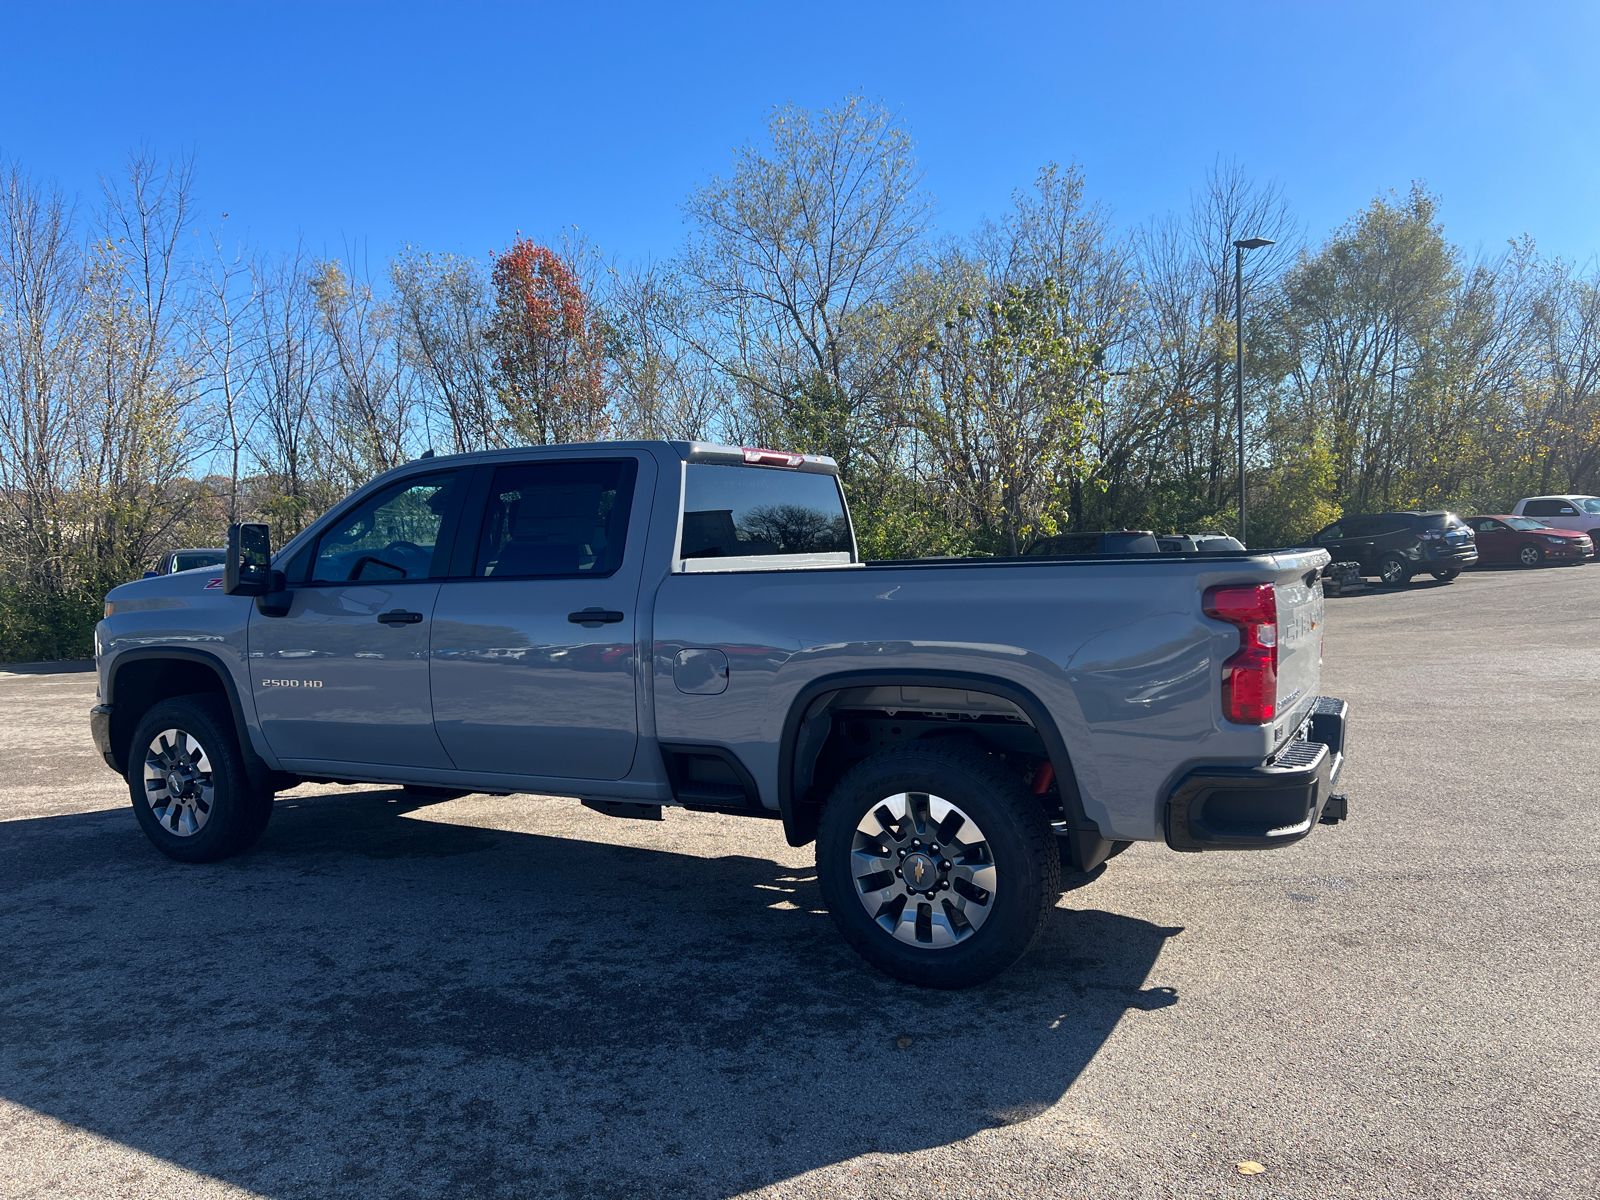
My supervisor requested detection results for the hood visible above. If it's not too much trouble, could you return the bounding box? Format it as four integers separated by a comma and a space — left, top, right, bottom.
105, 567, 229, 604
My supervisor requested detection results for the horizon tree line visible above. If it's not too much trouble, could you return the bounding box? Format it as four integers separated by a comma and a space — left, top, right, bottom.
3, 95, 1599, 659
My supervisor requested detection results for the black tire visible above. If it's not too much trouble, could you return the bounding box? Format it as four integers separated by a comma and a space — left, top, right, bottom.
816, 742, 1060, 989
1378, 554, 1412, 586
1517, 543, 1545, 568
128, 694, 274, 863
404, 785, 471, 801
1587, 531, 1600, 558
1430, 569, 1460, 582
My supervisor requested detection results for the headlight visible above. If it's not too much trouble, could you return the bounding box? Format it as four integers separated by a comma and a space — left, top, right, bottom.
1547, 536, 1569, 545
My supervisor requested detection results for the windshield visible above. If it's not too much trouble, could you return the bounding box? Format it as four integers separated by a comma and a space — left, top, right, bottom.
171, 551, 224, 572
1505, 517, 1547, 531
1578, 497, 1600, 514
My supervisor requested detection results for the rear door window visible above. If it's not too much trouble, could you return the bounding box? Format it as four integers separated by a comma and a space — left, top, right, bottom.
474, 459, 638, 578
1522, 500, 1560, 517
679, 464, 853, 561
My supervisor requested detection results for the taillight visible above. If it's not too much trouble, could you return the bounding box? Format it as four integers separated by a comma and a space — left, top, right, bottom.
742, 446, 806, 467
1203, 583, 1278, 724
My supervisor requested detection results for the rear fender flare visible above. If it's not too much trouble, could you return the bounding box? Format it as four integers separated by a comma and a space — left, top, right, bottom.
776, 669, 1105, 865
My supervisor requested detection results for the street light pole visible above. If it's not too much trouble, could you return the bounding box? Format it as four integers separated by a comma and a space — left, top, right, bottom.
1232, 236, 1275, 546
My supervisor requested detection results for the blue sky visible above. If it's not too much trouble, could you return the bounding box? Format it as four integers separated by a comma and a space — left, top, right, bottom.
2, 1, 1596, 267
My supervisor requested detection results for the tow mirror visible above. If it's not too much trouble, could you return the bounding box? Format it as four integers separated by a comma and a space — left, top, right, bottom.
224, 523, 271, 596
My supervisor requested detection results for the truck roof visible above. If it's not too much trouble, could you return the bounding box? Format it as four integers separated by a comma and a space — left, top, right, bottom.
394, 440, 840, 476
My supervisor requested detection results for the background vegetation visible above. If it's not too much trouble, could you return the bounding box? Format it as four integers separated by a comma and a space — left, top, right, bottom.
4, 97, 1598, 659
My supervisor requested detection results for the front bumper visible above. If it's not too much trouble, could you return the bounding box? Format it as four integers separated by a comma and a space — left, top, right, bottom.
90, 704, 118, 772
1166, 697, 1349, 852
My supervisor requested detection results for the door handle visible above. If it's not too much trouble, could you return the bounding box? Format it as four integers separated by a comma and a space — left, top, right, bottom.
377, 609, 424, 625
568, 609, 625, 626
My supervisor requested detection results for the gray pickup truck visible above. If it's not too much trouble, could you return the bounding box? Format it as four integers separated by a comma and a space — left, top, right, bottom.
92, 441, 1350, 988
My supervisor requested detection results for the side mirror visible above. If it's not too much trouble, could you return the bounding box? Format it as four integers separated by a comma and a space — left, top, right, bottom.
225, 523, 272, 596
142, 571, 159, 579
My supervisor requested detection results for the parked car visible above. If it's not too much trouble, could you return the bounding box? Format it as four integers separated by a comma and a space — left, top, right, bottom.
144, 548, 226, 579
92, 441, 1349, 989
1156, 533, 1247, 553
1026, 530, 1159, 555
1308, 511, 1477, 584
1509, 496, 1600, 558
1462, 515, 1591, 567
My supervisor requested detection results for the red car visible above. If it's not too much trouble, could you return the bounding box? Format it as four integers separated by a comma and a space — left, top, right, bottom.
1463, 515, 1592, 567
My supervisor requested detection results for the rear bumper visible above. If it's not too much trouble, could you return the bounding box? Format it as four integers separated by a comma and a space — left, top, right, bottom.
1166, 697, 1349, 852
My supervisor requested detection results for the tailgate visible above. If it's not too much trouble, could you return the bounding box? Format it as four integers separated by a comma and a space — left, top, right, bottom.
1274, 569, 1324, 728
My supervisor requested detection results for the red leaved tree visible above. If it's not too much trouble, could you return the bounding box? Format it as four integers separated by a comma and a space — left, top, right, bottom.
487, 237, 609, 445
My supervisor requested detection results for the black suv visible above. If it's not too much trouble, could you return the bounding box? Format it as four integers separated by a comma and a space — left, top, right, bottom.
1309, 511, 1477, 584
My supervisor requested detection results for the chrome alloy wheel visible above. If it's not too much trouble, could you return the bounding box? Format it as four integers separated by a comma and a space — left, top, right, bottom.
850, 791, 997, 948
142, 728, 216, 837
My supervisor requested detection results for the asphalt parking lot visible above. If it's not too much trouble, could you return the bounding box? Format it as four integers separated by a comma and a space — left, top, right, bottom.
2, 565, 1597, 1199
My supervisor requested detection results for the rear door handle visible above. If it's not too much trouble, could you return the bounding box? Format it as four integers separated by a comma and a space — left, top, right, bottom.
568, 609, 625, 626
377, 609, 424, 625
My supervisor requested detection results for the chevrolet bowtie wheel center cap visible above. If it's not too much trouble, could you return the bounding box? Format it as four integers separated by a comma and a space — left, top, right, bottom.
903, 852, 938, 889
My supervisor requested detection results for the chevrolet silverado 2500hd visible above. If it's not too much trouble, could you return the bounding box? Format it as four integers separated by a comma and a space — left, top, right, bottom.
92, 440, 1350, 988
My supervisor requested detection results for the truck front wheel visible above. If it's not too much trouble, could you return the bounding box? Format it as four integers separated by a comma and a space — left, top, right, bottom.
816, 743, 1060, 989
128, 694, 274, 863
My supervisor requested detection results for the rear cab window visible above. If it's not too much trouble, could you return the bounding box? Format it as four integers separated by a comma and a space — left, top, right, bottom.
678, 463, 855, 571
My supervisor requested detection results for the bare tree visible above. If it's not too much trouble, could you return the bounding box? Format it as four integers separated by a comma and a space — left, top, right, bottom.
193, 218, 259, 522
0, 162, 85, 590
391, 245, 496, 453
250, 246, 325, 538
312, 254, 415, 484
674, 95, 932, 466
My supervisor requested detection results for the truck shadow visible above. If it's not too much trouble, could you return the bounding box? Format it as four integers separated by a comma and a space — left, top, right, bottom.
0, 789, 1181, 1200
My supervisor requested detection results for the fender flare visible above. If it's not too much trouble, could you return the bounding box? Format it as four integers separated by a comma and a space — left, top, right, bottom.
775, 668, 1106, 866
105, 647, 274, 785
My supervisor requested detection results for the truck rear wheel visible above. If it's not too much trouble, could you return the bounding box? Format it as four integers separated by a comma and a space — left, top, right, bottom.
128, 694, 274, 863
816, 743, 1060, 989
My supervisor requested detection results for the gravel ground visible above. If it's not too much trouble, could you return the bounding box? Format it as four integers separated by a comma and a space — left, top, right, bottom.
1, 565, 1596, 1199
